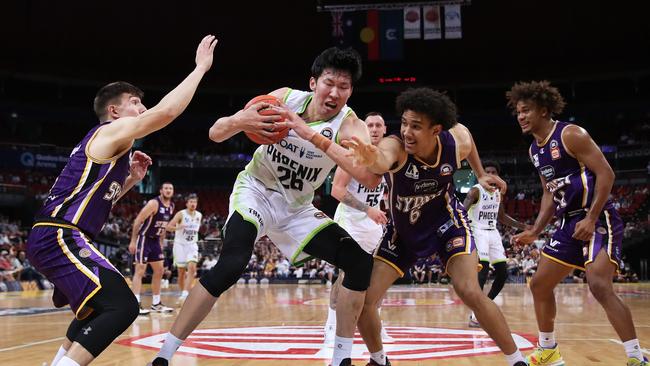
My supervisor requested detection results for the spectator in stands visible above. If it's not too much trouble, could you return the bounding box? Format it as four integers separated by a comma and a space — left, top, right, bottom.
276, 257, 291, 279
17, 250, 45, 290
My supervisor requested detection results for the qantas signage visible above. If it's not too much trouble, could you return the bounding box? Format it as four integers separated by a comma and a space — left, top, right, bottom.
119, 325, 535, 361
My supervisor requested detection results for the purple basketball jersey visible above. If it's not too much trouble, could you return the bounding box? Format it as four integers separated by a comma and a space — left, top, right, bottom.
386, 130, 465, 248
529, 121, 613, 217
138, 196, 174, 239
37, 122, 131, 238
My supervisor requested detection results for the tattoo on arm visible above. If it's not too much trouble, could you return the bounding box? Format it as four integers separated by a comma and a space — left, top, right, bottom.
342, 192, 369, 212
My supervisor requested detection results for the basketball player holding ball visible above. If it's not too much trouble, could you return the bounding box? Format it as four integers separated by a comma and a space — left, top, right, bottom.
150, 47, 384, 366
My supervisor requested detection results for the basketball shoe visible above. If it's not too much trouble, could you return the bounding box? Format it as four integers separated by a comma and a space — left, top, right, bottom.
151, 302, 174, 312
147, 357, 168, 366
468, 312, 481, 328
365, 357, 392, 365
627, 357, 649, 366
527, 344, 565, 366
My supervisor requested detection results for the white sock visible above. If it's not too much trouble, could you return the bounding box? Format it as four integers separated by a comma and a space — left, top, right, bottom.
180, 290, 189, 297
152, 294, 161, 305
56, 356, 80, 366
51, 345, 67, 366
623, 338, 644, 360
538, 331, 556, 348
504, 349, 526, 365
157, 332, 185, 360
326, 307, 336, 327
331, 336, 353, 366
370, 350, 386, 365
135, 294, 141, 303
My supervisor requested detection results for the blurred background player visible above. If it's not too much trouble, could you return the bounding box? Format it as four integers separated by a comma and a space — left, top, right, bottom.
323, 112, 391, 347
509, 81, 648, 366
129, 182, 175, 314
463, 160, 528, 328
166, 193, 202, 302
25, 35, 217, 366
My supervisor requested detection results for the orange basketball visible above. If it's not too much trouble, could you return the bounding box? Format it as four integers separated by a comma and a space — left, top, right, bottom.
243, 95, 289, 145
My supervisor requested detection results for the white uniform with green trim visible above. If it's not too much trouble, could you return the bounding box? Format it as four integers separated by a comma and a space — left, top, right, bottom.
467, 184, 506, 263
228, 89, 353, 265
173, 209, 202, 267
333, 177, 387, 254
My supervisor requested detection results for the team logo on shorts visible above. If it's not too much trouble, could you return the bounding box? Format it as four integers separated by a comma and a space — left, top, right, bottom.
118, 325, 534, 361
313, 211, 327, 219
446, 237, 465, 252
78, 248, 92, 258
597, 227, 608, 235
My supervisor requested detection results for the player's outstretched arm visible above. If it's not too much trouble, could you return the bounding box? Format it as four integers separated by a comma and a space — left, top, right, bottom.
92, 35, 218, 158
208, 88, 288, 144
451, 123, 507, 193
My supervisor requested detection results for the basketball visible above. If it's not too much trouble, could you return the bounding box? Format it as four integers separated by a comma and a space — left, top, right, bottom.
244, 95, 289, 145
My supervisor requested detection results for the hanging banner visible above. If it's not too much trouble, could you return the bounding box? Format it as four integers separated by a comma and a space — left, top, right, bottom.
423, 5, 441, 40
403, 7, 421, 39
444, 4, 462, 39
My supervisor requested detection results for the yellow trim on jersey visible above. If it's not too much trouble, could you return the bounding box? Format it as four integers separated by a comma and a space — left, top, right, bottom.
444, 192, 459, 227
51, 157, 92, 217
282, 88, 292, 103
334, 108, 355, 145
445, 250, 475, 276
584, 210, 619, 270
85, 124, 131, 164
79, 232, 120, 273
291, 220, 335, 265
32, 222, 80, 231
541, 251, 585, 271
413, 135, 442, 168
72, 160, 116, 224
375, 255, 405, 277
579, 163, 589, 208
536, 121, 558, 147
55, 228, 102, 319
455, 206, 473, 251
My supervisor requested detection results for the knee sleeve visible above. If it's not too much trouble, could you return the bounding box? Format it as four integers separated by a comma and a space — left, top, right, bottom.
303, 224, 372, 292
477, 260, 490, 290
199, 212, 256, 297
71, 267, 139, 357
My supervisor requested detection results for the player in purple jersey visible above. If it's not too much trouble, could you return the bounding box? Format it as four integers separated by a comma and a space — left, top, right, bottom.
129, 182, 175, 314
344, 88, 528, 366
26, 35, 217, 366
508, 81, 646, 366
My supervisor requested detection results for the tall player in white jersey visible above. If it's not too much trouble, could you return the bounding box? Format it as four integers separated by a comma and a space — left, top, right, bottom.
150, 47, 384, 366
166, 193, 202, 302
324, 112, 390, 346
463, 161, 528, 328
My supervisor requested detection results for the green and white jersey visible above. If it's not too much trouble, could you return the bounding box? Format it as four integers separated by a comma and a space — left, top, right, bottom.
174, 209, 202, 246
244, 89, 354, 209
467, 184, 501, 230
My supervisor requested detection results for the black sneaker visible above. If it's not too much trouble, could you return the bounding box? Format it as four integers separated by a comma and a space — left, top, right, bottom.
151, 302, 173, 312
147, 357, 168, 366
329, 358, 354, 366
513, 362, 528, 366
366, 356, 391, 365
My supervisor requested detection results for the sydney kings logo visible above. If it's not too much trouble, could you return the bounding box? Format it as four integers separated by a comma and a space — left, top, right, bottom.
118, 325, 535, 361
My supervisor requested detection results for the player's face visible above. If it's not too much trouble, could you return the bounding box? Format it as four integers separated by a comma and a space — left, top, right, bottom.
515, 100, 547, 135
112, 93, 147, 118
400, 110, 442, 157
160, 184, 174, 199
365, 115, 387, 146
485, 166, 499, 177
309, 69, 353, 120
186, 198, 198, 211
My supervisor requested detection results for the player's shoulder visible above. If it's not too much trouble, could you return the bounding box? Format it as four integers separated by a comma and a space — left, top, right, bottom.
269, 87, 290, 101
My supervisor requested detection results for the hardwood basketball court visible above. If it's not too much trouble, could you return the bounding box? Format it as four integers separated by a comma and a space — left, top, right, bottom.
1, 283, 648, 365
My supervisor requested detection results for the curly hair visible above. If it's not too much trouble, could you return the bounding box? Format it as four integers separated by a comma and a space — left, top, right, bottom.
311, 47, 362, 85
506, 80, 566, 116
396, 88, 457, 130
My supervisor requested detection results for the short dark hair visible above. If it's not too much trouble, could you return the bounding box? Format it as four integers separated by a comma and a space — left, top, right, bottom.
506, 80, 566, 116
396, 88, 457, 130
159, 182, 173, 190
93, 81, 143, 120
483, 160, 501, 175
186, 193, 198, 201
365, 111, 382, 119
311, 47, 362, 85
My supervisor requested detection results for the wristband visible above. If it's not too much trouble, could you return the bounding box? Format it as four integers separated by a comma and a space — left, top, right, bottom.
309, 133, 333, 152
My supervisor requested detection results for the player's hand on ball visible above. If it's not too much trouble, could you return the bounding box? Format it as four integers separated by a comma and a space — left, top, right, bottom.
234, 102, 287, 144
341, 136, 379, 167
275, 103, 313, 141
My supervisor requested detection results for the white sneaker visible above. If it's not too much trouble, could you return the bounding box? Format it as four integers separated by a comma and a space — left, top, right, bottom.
151, 302, 174, 313
468, 313, 481, 328
381, 327, 396, 343
323, 324, 335, 347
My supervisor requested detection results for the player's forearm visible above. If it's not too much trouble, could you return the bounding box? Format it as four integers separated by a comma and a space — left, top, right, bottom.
116, 175, 140, 202
323, 143, 382, 189
586, 168, 615, 222
499, 211, 527, 231
340, 192, 369, 212
130, 219, 144, 242
209, 116, 241, 143
532, 191, 555, 234
465, 135, 486, 178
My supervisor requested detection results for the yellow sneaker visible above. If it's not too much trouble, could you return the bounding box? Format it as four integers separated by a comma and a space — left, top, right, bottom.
627, 357, 649, 366
527, 344, 565, 366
